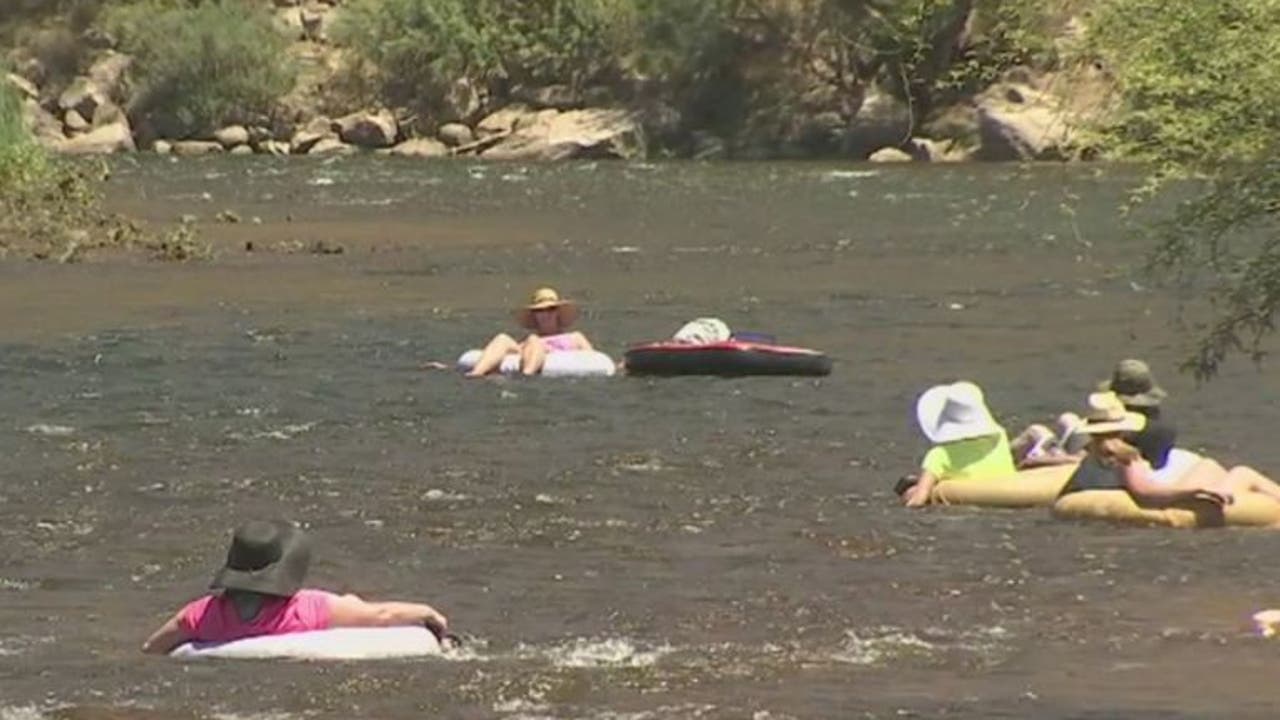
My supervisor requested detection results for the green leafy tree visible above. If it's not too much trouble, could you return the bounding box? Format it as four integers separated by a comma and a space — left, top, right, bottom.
1086, 0, 1280, 378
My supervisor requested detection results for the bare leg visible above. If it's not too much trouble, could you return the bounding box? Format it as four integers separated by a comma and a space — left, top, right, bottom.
520, 336, 548, 375
1223, 465, 1280, 502
1164, 458, 1229, 494
465, 333, 520, 378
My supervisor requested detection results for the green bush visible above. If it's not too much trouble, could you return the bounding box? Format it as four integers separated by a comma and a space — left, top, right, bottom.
335, 0, 637, 112
1086, 0, 1280, 169
104, 0, 295, 138
0, 81, 204, 262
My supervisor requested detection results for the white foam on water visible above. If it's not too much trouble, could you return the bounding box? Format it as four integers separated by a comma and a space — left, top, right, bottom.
821, 169, 879, 181
24, 424, 75, 437
308, 176, 336, 186
830, 627, 935, 665
212, 712, 300, 720
522, 637, 674, 669
0, 706, 49, 720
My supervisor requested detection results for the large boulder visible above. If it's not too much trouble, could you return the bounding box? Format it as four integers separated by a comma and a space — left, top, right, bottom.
6, 72, 38, 101
868, 147, 913, 163
91, 101, 126, 129
438, 122, 474, 147
974, 82, 1077, 161
290, 116, 335, 154
480, 108, 645, 162
387, 138, 449, 158
59, 120, 136, 154
213, 125, 251, 148
308, 137, 354, 155
335, 109, 397, 148
64, 109, 90, 134
57, 76, 111, 122
475, 104, 536, 139
21, 99, 66, 145
171, 140, 224, 156
843, 88, 913, 158
87, 51, 130, 98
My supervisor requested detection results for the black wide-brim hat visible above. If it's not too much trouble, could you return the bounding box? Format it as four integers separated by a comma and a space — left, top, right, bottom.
210, 520, 312, 597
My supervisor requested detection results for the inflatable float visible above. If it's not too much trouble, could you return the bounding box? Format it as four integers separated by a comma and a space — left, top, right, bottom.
170, 626, 443, 660
456, 349, 616, 377
927, 464, 1078, 508
623, 341, 832, 377
1052, 490, 1280, 529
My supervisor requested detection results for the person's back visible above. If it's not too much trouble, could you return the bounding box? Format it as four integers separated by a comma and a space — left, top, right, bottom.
922, 431, 1015, 483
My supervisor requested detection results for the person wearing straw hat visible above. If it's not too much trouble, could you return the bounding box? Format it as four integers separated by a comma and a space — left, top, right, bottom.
900, 381, 1017, 507
142, 520, 452, 654
1058, 392, 1280, 504
465, 286, 594, 377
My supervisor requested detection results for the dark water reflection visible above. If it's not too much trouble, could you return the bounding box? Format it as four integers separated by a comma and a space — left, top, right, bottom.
1, 159, 1278, 719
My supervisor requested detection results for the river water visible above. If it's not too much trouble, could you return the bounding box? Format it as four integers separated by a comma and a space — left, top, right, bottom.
2, 158, 1279, 719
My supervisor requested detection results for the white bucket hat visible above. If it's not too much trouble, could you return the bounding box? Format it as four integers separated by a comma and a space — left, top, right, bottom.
673, 317, 731, 344
915, 381, 1002, 444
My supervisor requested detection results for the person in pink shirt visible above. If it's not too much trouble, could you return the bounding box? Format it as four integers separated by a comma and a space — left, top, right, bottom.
465, 286, 594, 377
142, 520, 450, 654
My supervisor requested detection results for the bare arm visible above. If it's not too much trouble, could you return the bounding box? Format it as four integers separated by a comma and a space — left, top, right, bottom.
328, 594, 449, 636
141, 611, 191, 655
903, 470, 939, 508
1122, 461, 1226, 502
571, 332, 593, 351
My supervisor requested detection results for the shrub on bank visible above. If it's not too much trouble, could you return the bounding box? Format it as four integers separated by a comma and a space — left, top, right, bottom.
103, 0, 294, 139
0, 80, 205, 262
334, 0, 637, 113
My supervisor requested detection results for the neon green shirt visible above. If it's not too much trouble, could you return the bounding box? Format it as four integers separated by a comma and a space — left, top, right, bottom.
921, 431, 1015, 482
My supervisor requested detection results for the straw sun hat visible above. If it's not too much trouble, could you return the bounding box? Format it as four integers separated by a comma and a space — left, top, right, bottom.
515, 287, 579, 331
1074, 391, 1148, 435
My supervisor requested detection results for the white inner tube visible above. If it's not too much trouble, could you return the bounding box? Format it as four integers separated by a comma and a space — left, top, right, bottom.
456, 349, 616, 377
170, 626, 442, 660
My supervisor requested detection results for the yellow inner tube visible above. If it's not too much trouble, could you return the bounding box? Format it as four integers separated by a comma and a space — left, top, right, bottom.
1052, 489, 1280, 528
928, 464, 1077, 508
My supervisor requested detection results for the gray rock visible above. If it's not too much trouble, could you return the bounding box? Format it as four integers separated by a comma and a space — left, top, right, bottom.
335, 109, 397, 148
57, 76, 110, 121
511, 84, 577, 109
5, 72, 38, 100
438, 122, 474, 147
844, 88, 913, 158
86, 51, 131, 101
290, 116, 335, 154
258, 139, 291, 156
64, 109, 90, 133
153, 139, 173, 155
868, 147, 913, 163
480, 108, 645, 162
388, 138, 449, 158
171, 140, 225, 156
974, 82, 1077, 161
230, 144, 255, 156
91, 101, 125, 129
475, 104, 535, 138
59, 120, 136, 154
22, 99, 66, 144
308, 137, 354, 155
213, 125, 251, 148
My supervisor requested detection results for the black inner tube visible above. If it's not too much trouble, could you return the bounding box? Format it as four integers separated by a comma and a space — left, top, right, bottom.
624, 346, 832, 377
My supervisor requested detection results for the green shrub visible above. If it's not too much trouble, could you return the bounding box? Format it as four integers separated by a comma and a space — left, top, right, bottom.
104, 0, 295, 138
334, 0, 637, 112
1086, 0, 1280, 169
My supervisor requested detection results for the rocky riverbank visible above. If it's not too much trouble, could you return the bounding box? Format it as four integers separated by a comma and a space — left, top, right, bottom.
5, 0, 1106, 163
